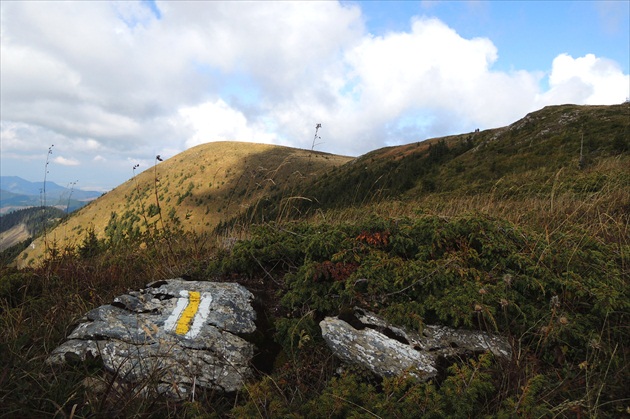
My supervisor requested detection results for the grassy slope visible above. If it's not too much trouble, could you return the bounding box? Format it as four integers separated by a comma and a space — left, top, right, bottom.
211, 104, 629, 417
236, 103, 628, 242
17, 142, 351, 267
17, 104, 629, 267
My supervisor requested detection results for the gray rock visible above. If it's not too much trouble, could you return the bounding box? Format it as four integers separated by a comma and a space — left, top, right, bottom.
320, 316, 438, 380
320, 308, 511, 381
48, 279, 257, 396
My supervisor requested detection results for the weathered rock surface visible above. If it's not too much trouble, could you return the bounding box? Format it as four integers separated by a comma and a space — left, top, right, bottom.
320, 308, 511, 380
47, 279, 257, 397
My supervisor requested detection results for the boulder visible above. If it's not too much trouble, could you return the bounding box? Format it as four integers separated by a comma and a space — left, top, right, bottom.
47, 279, 257, 397
320, 308, 511, 380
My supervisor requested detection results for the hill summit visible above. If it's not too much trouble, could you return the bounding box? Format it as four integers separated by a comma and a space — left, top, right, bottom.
16, 103, 629, 267
18, 141, 351, 266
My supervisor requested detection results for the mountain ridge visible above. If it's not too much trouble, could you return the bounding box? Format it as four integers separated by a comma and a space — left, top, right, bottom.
14, 103, 630, 267
17, 141, 352, 266
231, 103, 628, 227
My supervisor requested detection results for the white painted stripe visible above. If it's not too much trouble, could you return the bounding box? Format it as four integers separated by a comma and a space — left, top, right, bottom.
186, 292, 213, 338
164, 290, 190, 332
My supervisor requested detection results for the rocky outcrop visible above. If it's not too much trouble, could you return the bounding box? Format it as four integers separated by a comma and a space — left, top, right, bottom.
47, 279, 257, 397
320, 308, 511, 380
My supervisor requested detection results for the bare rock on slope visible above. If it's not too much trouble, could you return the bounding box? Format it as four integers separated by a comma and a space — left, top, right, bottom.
47, 279, 257, 397
320, 308, 511, 380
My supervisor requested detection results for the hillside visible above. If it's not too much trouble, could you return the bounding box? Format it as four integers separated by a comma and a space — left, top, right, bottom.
17, 142, 351, 267
229, 103, 629, 231
14, 104, 630, 267
0, 224, 29, 253
0, 206, 66, 252
1, 103, 628, 417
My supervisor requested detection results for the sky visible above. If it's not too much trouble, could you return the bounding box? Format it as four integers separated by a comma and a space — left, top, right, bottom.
1, 1, 628, 192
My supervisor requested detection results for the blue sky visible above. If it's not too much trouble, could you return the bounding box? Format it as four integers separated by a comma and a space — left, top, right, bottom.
357, 1, 629, 73
1, 1, 628, 192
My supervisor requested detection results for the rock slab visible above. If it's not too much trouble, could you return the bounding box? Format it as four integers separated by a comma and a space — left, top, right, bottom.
320, 308, 511, 380
47, 279, 257, 396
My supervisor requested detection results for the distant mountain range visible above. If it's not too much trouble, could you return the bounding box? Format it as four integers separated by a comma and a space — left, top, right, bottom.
0, 176, 102, 214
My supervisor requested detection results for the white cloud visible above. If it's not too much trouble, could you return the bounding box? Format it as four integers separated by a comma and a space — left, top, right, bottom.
341, 17, 529, 125
179, 100, 277, 149
158, 1, 364, 94
76, 139, 103, 152
0, 121, 66, 152
112, 1, 157, 29
263, 17, 541, 155
538, 53, 629, 105
1, 1, 628, 189
53, 156, 80, 166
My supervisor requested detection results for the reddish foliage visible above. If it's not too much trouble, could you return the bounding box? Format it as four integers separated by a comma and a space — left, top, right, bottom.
312, 261, 358, 282
356, 230, 390, 247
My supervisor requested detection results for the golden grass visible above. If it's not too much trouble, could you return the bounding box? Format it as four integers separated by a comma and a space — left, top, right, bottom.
297, 156, 629, 249
17, 142, 351, 267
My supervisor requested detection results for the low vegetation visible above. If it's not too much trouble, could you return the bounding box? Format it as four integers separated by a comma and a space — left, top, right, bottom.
16, 142, 350, 267
1, 103, 628, 417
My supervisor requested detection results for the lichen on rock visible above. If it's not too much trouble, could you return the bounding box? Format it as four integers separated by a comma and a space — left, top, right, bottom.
320, 308, 511, 380
47, 279, 257, 396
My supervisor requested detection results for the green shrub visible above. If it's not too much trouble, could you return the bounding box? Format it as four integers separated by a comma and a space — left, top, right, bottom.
213, 213, 628, 416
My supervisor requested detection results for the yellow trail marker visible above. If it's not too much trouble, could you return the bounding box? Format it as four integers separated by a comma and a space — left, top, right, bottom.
175, 291, 201, 335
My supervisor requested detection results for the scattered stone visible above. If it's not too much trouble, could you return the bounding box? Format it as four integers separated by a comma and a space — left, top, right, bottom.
320, 308, 511, 381
47, 279, 257, 397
